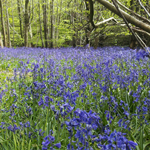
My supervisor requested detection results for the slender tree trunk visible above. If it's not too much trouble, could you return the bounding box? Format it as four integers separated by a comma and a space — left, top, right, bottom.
35, 27, 40, 47
85, 0, 90, 46
38, 1, 44, 47
43, 0, 48, 48
0, 32, 3, 48
72, 18, 76, 47
28, 24, 33, 47
6, 0, 11, 48
71, 0, 77, 47
25, 0, 29, 47
55, 0, 59, 47
17, 0, 23, 39
11, 0, 15, 46
0, 0, 7, 47
50, 0, 54, 48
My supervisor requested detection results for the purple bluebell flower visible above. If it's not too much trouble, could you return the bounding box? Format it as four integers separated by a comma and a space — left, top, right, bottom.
38, 98, 44, 106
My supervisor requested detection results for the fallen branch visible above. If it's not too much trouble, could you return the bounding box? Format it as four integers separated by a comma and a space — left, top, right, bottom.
111, 0, 147, 52
96, 0, 150, 33
131, 27, 150, 37
117, 1, 150, 24
137, 0, 150, 18
95, 17, 118, 26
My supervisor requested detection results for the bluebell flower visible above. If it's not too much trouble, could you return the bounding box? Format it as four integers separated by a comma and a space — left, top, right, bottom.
42, 140, 50, 148
38, 98, 44, 106
142, 106, 148, 114
67, 144, 74, 150
7, 124, 20, 133
0, 122, 5, 129
42, 130, 61, 149
24, 121, 30, 128
127, 140, 138, 149
54, 142, 61, 148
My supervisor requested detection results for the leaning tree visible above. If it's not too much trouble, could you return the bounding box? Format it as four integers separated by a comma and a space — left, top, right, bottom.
87, 0, 150, 54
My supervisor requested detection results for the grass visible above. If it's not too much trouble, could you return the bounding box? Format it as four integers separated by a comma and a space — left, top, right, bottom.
0, 46, 150, 150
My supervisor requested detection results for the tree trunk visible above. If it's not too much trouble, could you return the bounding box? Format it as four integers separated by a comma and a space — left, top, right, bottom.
0, 0, 7, 47
38, 1, 44, 47
28, 24, 33, 47
17, 0, 23, 39
96, 0, 150, 33
71, 2, 76, 48
6, 0, 11, 48
85, 0, 91, 46
50, 0, 54, 48
11, 0, 15, 46
55, 0, 59, 47
0, 32, 3, 48
25, 0, 29, 47
43, 0, 48, 48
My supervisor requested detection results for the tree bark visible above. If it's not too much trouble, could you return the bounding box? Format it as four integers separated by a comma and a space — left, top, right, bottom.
71, 0, 77, 47
0, 0, 7, 47
17, 0, 23, 39
28, 24, 33, 47
116, 1, 150, 24
11, 0, 15, 46
25, 0, 29, 47
96, 0, 150, 33
50, 0, 54, 48
55, 0, 59, 47
38, 1, 44, 47
43, 0, 48, 48
85, 0, 91, 45
0, 32, 3, 48
6, 0, 11, 48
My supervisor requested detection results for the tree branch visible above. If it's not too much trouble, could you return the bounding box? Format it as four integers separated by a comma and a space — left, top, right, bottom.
131, 27, 150, 37
95, 17, 117, 26
96, 0, 150, 33
117, 1, 150, 24
137, 0, 150, 18
111, 0, 147, 52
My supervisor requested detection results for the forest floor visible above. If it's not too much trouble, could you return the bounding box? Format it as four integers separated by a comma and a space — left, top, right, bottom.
0, 46, 149, 150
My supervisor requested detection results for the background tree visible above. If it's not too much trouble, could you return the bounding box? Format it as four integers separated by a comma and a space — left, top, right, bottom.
24, 0, 29, 47
0, 0, 150, 48
0, 0, 7, 47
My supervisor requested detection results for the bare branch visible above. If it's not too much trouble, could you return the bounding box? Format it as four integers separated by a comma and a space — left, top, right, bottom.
95, 17, 117, 26
117, 1, 150, 24
111, 0, 148, 52
96, 0, 150, 33
131, 27, 150, 37
137, 0, 150, 18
